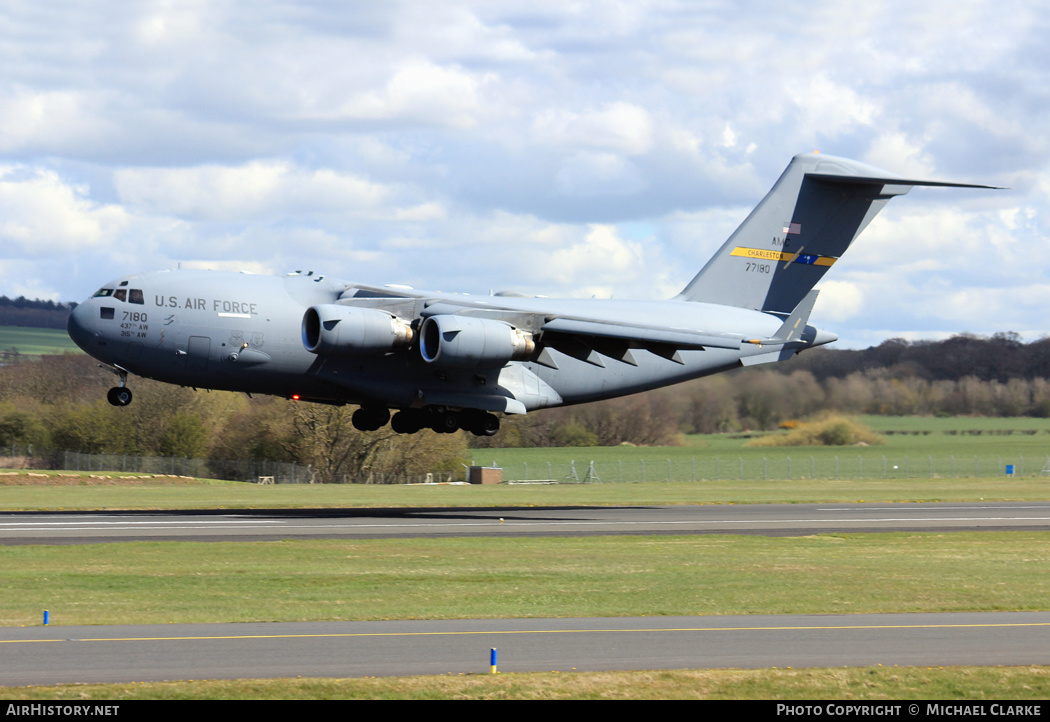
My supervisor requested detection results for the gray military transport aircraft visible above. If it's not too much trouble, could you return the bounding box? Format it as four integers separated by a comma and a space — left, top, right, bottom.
67, 153, 996, 436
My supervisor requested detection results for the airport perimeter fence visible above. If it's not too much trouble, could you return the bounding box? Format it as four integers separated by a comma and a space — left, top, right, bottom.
5, 443, 1050, 485
479, 454, 1050, 484
0, 444, 452, 484
0, 446, 313, 484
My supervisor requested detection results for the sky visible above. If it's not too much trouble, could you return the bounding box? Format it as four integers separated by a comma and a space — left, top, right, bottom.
1, 0, 1048, 348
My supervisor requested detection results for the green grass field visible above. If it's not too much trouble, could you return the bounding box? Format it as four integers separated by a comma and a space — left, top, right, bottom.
0, 325, 81, 358
3, 532, 1047, 627
474, 415, 1050, 482
1, 472, 1049, 510
6, 666, 1049, 700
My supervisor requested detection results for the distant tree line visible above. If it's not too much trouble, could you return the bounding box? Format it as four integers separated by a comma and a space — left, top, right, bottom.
788, 332, 1050, 383
473, 333, 1050, 447
1, 333, 1050, 469
0, 296, 77, 330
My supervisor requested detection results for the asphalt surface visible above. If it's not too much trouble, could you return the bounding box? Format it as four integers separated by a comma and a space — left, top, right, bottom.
1, 501, 1049, 544
2, 612, 1049, 686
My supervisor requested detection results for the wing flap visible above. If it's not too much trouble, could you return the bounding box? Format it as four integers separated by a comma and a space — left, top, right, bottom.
540, 317, 744, 351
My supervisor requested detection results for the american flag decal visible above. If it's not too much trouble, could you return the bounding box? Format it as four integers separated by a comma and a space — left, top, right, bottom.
782, 222, 801, 235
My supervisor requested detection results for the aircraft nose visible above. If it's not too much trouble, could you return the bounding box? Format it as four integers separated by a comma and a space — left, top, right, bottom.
66, 302, 97, 352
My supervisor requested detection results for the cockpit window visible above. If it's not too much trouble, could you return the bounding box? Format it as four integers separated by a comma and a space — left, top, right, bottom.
128, 289, 144, 305
93, 288, 114, 298
114, 289, 127, 302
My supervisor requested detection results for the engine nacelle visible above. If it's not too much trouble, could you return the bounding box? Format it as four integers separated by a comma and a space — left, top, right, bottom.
420, 315, 535, 368
302, 304, 413, 356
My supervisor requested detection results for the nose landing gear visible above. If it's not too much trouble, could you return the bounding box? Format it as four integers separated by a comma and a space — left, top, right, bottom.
107, 386, 133, 407
100, 364, 133, 407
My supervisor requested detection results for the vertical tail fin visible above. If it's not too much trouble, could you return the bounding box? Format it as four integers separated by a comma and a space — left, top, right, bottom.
676, 153, 997, 314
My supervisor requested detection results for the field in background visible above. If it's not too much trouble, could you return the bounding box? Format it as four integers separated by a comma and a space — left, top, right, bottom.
475, 415, 1050, 483
3, 415, 1050, 509
0, 325, 80, 358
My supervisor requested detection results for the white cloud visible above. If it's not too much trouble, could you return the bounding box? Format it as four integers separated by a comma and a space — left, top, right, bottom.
786, 76, 877, 137
312, 60, 496, 129
555, 152, 647, 197
114, 161, 395, 222
177, 260, 276, 276
814, 280, 865, 323
0, 166, 129, 254
548, 224, 645, 288
532, 102, 654, 155
0, 86, 115, 155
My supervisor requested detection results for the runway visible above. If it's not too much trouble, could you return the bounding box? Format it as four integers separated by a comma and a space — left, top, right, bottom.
3, 502, 1047, 686
1, 501, 1049, 544
2, 612, 1048, 685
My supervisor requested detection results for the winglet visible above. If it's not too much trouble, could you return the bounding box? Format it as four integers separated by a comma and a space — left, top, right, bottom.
772, 289, 819, 343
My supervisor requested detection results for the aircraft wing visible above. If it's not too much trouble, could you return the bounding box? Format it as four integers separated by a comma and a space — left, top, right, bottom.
343, 283, 820, 369
540, 317, 743, 350
534, 317, 747, 369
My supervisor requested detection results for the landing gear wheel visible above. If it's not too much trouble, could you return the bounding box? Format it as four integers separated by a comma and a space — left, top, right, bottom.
430, 410, 460, 434
391, 410, 424, 434
352, 407, 391, 431
463, 411, 500, 436
478, 412, 500, 437
107, 386, 133, 407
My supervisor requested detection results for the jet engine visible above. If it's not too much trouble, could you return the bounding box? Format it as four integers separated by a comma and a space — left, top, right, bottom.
420, 315, 535, 368
302, 304, 414, 355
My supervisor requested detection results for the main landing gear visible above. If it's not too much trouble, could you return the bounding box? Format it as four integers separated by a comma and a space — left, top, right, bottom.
381, 407, 500, 437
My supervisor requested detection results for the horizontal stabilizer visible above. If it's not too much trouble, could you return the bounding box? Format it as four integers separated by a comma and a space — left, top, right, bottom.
806, 173, 1003, 190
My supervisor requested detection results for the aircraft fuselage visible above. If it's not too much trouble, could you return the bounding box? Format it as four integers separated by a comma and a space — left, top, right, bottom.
67, 268, 790, 415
